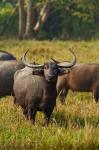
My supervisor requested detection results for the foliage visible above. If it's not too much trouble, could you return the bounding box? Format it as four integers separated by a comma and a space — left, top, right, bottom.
0, 2, 18, 36
42, 0, 99, 39
0, 0, 99, 39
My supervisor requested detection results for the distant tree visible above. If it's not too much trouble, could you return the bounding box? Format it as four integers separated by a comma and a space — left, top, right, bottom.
18, 0, 51, 39
18, 0, 26, 39
24, 0, 35, 39
33, 1, 51, 34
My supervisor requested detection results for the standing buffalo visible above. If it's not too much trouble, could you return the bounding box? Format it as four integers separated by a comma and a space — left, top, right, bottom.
13, 49, 76, 125
0, 50, 16, 60
0, 60, 25, 97
57, 64, 99, 103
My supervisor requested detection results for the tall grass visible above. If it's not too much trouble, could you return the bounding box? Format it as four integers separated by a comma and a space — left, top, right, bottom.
0, 39, 99, 149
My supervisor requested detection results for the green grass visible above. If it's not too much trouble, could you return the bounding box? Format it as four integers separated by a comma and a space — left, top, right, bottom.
0, 39, 99, 149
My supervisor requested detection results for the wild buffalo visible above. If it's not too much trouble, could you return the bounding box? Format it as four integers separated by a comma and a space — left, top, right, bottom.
13, 49, 76, 125
57, 64, 99, 103
0, 60, 25, 97
0, 50, 16, 60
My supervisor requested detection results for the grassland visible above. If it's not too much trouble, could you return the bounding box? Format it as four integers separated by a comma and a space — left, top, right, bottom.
0, 39, 99, 150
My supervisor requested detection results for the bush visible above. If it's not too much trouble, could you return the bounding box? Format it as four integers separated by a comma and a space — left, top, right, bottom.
0, 2, 18, 36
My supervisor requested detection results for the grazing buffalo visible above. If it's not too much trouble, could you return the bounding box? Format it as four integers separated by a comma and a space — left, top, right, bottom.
57, 64, 99, 103
0, 60, 25, 97
13, 49, 76, 125
0, 50, 16, 60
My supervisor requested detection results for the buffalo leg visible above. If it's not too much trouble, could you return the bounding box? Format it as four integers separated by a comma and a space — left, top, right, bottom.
59, 88, 69, 104
44, 112, 52, 126
44, 105, 55, 126
23, 108, 36, 124
32, 110, 36, 124
23, 109, 28, 118
13, 97, 16, 104
94, 95, 99, 103
93, 87, 99, 103
93, 93, 99, 103
27, 107, 33, 120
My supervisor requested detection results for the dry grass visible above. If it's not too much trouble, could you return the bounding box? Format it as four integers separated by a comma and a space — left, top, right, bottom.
0, 39, 99, 149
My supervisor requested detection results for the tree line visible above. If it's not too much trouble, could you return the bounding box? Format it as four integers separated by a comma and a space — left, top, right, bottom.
0, 0, 99, 40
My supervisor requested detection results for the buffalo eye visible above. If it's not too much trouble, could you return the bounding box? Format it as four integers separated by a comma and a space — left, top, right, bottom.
53, 69, 58, 75
44, 64, 49, 69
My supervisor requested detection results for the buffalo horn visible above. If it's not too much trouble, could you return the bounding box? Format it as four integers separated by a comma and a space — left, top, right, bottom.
57, 48, 76, 68
22, 50, 44, 68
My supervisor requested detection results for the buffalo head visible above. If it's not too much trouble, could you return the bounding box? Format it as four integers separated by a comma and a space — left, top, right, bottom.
22, 49, 76, 82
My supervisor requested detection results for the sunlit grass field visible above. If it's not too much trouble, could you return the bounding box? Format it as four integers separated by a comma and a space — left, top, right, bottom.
0, 39, 99, 149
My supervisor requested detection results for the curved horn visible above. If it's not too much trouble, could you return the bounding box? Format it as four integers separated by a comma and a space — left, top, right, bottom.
50, 57, 59, 63
22, 50, 44, 68
51, 57, 71, 64
57, 48, 76, 68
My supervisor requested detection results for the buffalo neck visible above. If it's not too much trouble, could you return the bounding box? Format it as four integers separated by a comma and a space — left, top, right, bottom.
45, 81, 57, 97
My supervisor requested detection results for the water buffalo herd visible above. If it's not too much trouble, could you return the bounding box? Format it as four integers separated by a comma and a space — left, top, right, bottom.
0, 49, 98, 125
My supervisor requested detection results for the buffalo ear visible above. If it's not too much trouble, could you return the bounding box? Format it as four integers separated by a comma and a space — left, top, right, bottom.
58, 68, 70, 75
32, 69, 44, 75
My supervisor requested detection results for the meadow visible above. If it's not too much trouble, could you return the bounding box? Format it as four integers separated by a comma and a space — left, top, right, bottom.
0, 39, 99, 149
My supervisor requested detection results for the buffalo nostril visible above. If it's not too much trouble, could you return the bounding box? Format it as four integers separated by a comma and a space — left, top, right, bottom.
48, 76, 56, 80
